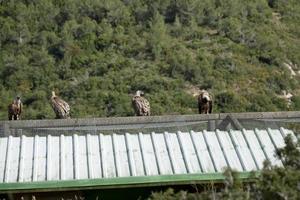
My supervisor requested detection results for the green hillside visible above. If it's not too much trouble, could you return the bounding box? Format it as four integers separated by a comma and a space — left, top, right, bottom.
0, 0, 300, 120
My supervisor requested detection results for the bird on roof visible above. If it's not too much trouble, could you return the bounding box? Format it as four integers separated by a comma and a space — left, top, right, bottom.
132, 90, 151, 116
50, 91, 70, 119
8, 96, 22, 120
197, 90, 213, 114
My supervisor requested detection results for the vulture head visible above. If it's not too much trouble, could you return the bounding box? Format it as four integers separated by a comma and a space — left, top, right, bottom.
51, 91, 56, 98
135, 90, 144, 97
15, 96, 21, 104
201, 90, 211, 103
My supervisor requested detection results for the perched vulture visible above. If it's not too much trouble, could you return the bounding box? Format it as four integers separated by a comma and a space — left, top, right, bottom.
8, 96, 22, 120
50, 91, 70, 119
132, 90, 151, 116
198, 90, 213, 114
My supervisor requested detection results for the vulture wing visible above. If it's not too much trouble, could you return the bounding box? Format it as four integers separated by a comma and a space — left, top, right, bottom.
19, 102, 22, 115
198, 95, 203, 114
132, 96, 150, 116
140, 97, 150, 115
51, 97, 70, 119
132, 96, 142, 115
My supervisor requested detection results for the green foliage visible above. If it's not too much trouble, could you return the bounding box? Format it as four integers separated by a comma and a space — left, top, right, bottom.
257, 134, 300, 199
215, 91, 247, 112
291, 96, 300, 110
0, 0, 300, 119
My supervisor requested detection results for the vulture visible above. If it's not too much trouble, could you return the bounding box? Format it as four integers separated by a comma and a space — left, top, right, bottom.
50, 91, 70, 119
8, 96, 22, 120
132, 90, 151, 116
198, 90, 213, 114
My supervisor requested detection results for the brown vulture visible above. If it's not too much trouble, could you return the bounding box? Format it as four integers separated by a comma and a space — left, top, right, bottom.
198, 90, 213, 114
50, 91, 70, 119
132, 90, 151, 116
8, 96, 22, 120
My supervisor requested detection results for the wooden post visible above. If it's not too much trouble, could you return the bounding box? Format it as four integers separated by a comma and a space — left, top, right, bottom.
3, 122, 10, 136
207, 120, 216, 131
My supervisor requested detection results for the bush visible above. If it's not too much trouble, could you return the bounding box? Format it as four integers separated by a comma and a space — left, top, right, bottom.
0, 0, 299, 119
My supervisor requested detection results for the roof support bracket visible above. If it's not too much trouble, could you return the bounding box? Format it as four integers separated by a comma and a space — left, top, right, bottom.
217, 115, 243, 131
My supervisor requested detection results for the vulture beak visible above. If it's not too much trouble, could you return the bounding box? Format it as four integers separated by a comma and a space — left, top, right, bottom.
203, 95, 210, 102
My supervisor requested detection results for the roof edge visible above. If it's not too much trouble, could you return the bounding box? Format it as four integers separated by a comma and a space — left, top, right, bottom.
0, 171, 260, 194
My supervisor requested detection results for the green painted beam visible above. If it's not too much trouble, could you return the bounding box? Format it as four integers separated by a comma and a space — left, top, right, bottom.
0, 172, 260, 193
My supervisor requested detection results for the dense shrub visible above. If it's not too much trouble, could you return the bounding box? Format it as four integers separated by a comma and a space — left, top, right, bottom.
0, 0, 299, 119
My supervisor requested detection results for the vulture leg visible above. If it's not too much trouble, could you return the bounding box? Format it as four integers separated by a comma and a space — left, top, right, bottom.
198, 103, 202, 114
209, 101, 213, 114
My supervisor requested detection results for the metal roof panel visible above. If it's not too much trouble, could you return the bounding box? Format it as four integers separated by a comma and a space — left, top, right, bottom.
255, 129, 283, 166
0, 128, 296, 187
230, 130, 257, 171
216, 130, 243, 171
164, 132, 187, 174
190, 131, 215, 173
100, 134, 116, 178
177, 131, 201, 173
0, 138, 8, 182
242, 129, 265, 169
151, 132, 173, 175
203, 130, 228, 172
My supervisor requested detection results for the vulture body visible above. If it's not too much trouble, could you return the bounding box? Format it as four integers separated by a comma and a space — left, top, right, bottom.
50, 91, 70, 119
198, 90, 212, 114
132, 91, 150, 116
8, 96, 22, 120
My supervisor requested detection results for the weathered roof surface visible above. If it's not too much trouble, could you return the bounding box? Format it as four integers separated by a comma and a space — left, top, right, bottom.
0, 127, 296, 192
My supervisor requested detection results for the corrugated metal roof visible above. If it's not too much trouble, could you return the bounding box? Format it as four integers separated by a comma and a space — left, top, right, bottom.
0, 127, 295, 186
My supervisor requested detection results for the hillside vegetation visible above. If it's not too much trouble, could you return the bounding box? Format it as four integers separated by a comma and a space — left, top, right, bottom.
0, 0, 300, 119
